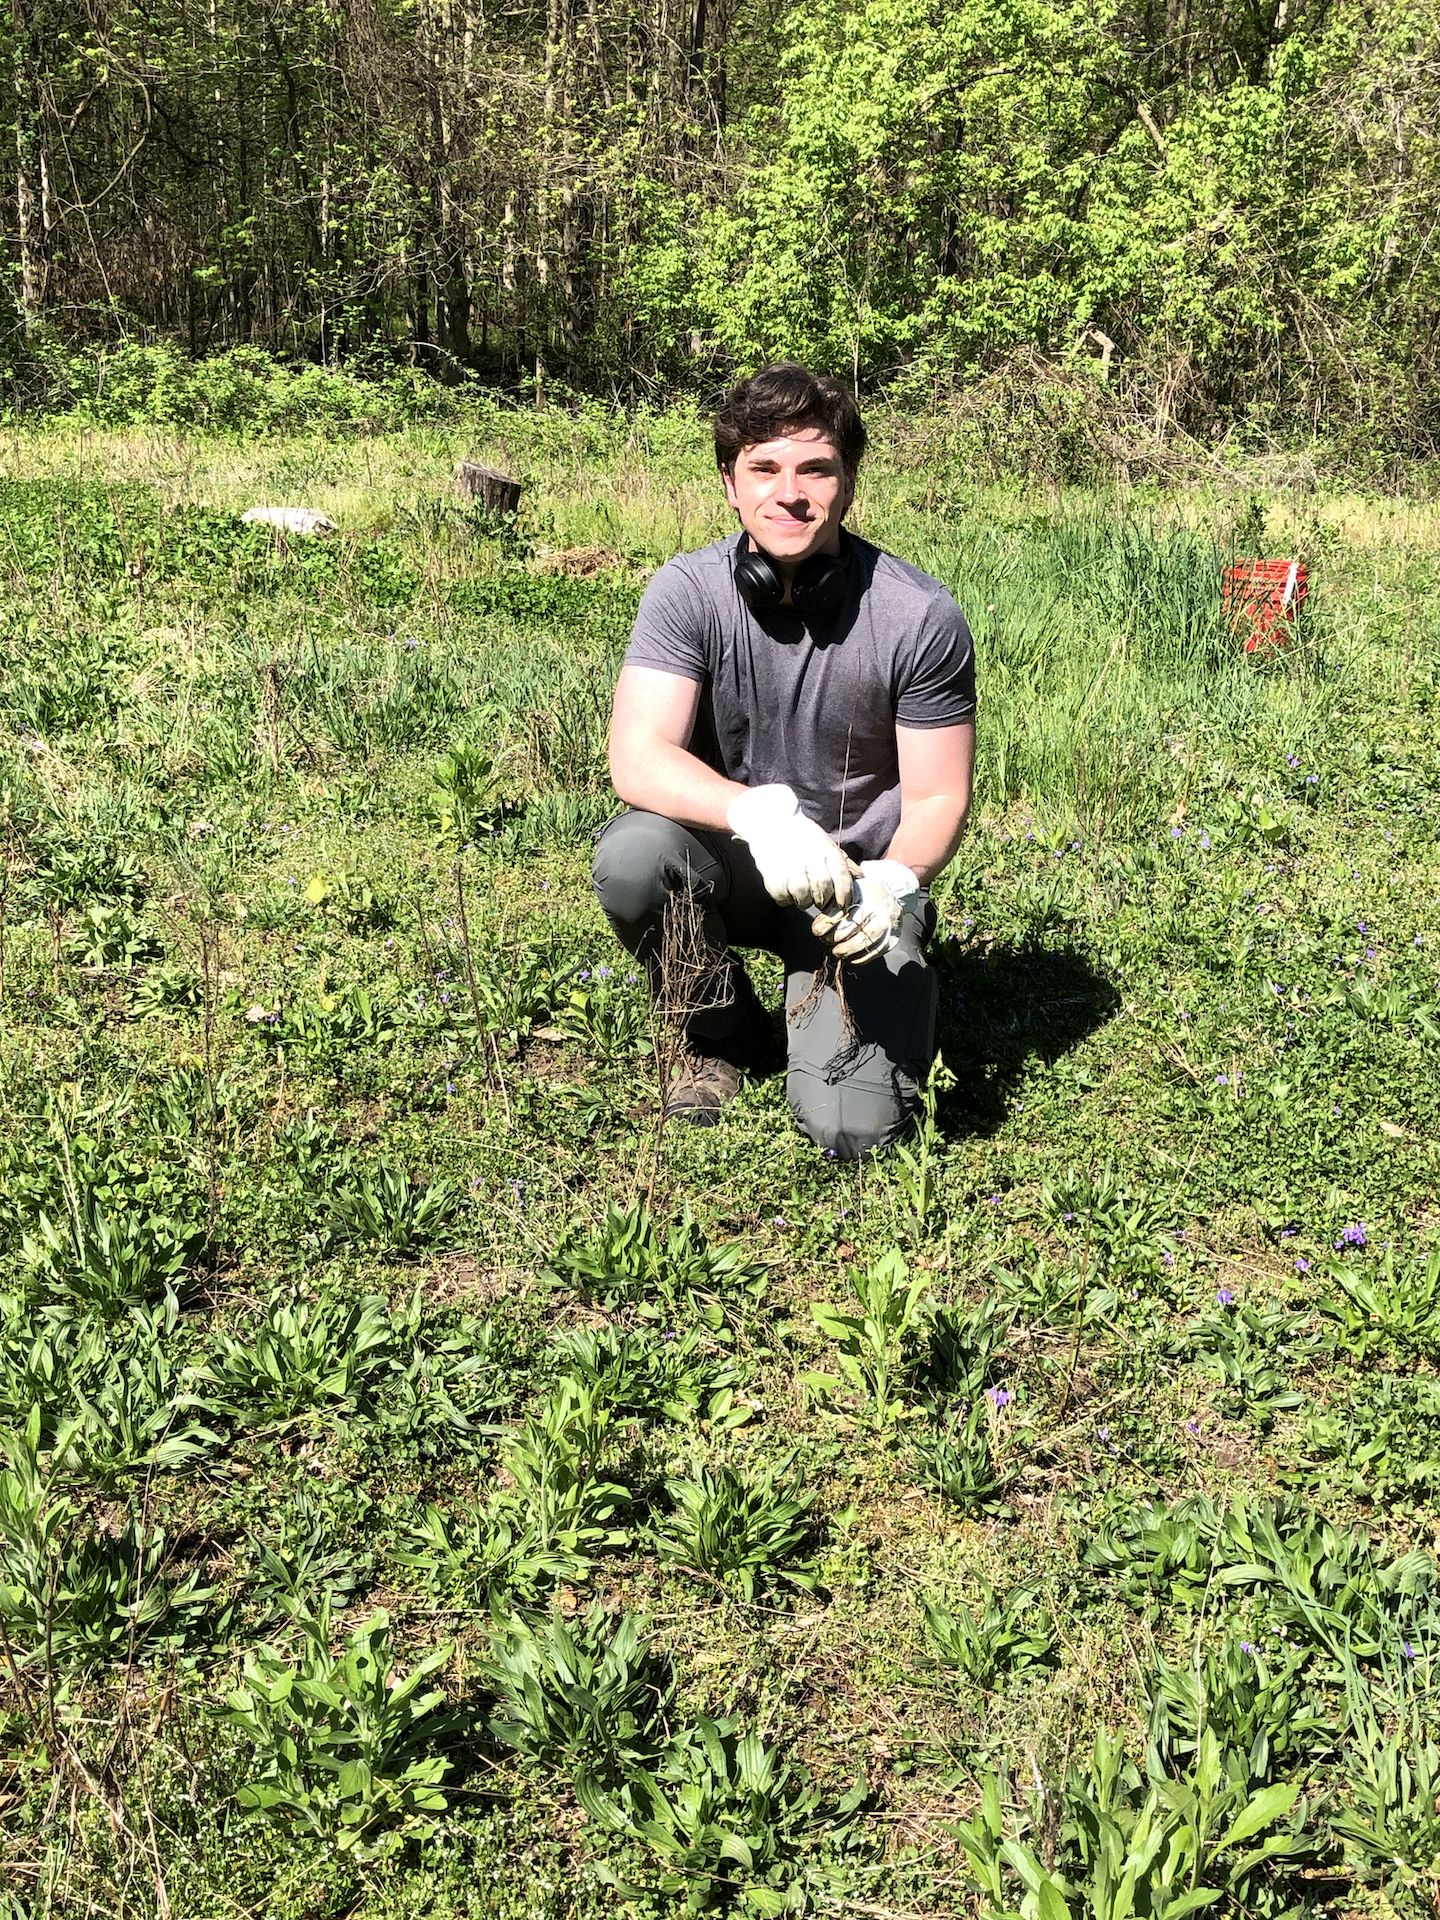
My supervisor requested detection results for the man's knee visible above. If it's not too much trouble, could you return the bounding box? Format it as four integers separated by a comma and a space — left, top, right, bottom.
592, 810, 694, 927
787, 1068, 918, 1161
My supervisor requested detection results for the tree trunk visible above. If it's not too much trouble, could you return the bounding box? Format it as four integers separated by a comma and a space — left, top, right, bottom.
456, 462, 522, 513
12, 0, 45, 336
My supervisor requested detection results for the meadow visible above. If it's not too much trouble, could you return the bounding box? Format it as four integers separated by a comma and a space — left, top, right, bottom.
2, 403, 1440, 1919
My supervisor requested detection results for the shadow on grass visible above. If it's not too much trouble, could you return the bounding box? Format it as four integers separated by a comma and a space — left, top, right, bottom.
932, 938, 1120, 1138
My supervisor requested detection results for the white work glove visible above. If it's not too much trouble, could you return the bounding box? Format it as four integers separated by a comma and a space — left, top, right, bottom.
726, 784, 853, 912
810, 859, 921, 965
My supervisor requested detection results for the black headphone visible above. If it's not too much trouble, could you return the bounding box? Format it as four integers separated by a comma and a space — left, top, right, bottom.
733, 534, 850, 619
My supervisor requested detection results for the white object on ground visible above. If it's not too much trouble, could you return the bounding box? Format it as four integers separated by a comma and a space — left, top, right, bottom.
726, 784, 853, 912
240, 506, 338, 535
811, 858, 921, 964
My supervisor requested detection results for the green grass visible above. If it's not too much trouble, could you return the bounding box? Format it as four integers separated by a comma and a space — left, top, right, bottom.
3, 417, 1440, 1917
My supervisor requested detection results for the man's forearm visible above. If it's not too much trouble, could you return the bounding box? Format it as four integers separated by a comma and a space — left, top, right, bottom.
885, 795, 970, 887
610, 737, 746, 834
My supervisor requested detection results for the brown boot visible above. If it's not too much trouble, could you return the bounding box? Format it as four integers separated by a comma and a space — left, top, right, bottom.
662, 996, 778, 1127
663, 1049, 744, 1126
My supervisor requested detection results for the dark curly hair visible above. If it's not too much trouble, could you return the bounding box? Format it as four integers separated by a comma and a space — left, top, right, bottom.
712, 363, 867, 477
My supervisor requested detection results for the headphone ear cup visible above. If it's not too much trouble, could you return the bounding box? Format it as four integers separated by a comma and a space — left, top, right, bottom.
733, 544, 783, 610
790, 552, 849, 619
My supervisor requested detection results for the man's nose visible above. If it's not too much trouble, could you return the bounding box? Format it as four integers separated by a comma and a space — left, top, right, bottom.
776, 468, 811, 507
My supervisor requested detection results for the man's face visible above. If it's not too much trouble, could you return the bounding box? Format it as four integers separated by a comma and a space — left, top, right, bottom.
721, 426, 854, 569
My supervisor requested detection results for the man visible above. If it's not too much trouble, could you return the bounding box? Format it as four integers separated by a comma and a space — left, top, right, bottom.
592, 362, 976, 1160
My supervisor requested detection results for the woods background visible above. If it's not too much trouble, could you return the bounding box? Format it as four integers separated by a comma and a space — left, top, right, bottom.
7, 0, 1439, 455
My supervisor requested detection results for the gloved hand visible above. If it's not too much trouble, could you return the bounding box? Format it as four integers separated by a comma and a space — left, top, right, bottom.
726, 784, 853, 912
810, 859, 921, 964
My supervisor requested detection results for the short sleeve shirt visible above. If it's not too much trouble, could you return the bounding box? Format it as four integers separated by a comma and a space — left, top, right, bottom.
623, 529, 976, 862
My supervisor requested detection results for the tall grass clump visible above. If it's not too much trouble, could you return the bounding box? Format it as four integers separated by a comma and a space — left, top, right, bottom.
894, 509, 1334, 837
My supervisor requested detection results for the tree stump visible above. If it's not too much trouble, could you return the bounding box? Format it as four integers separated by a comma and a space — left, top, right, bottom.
457, 463, 522, 515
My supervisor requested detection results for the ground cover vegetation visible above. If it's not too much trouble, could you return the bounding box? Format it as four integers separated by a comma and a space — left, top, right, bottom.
2, 408, 1440, 1916
3, 0, 1440, 469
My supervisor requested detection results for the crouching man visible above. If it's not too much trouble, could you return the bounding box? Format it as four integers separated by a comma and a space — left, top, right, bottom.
592, 363, 976, 1160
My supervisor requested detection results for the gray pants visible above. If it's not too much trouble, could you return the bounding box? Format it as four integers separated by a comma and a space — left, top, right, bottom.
592, 810, 937, 1159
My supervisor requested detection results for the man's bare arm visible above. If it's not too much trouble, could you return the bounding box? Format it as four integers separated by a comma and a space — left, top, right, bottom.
886, 722, 976, 885
608, 664, 746, 830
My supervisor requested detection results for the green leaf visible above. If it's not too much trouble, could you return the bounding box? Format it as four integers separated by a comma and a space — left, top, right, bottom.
1035, 1876, 1072, 1920
812, 1304, 861, 1341
1216, 1782, 1297, 1852
1157, 1894, 1223, 1920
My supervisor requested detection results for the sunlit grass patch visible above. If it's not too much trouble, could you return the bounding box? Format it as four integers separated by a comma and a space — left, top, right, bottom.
2, 431, 1440, 1915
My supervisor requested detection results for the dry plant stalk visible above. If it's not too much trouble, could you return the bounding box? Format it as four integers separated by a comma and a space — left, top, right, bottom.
196, 915, 222, 1253
637, 874, 736, 1204
258, 652, 284, 777
453, 859, 511, 1122
649, 878, 736, 1096
0, 1480, 183, 1918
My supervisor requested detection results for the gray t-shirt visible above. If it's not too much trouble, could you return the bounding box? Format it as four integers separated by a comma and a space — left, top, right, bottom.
624, 529, 976, 861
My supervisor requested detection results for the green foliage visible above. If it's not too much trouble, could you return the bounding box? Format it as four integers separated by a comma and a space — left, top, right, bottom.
428, 743, 508, 847
921, 1297, 1014, 1399
0, 1408, 214, 1666
491, 1381, 632, 1589
129, 965, 202, 1018
65, 900, 160, 969
1320, 1243, 1440, 1361
394, 1379, 630, 1597
1041, 1162, 1175, 1290
1145, 1639, 1334, 1789
545, 1202, 768, 1323
1084, 1493, 1440, 1663
808, 1248, 930, 1425
1334, 1665, 1440, 1897
964, 1728, 1307, 1920
200, 1288, 403, 1429
1297, 1371, 1440, 1507
246, 982, 397, 1066
1180, 1298, 1309, 1430
892, 1053, 955, 1226
551, 1324, 744, 1429
22, 1189, 206, 1318
10, 438, 1440, 1914
912, 1400, 1012, 1515
649, 1463, 818, 1602
455, 942, 573, 1048
484, 1604, 673, 1781
555, 972, 650, 1060
921, 1581, 1056, 1688
324, 1164, 458, 1257
580, 1716, 870, 1912
218, 1601, 455, 1859
46, 344, 446, 433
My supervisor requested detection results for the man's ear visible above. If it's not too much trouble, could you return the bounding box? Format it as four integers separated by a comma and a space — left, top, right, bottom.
720, 464, 742, 512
